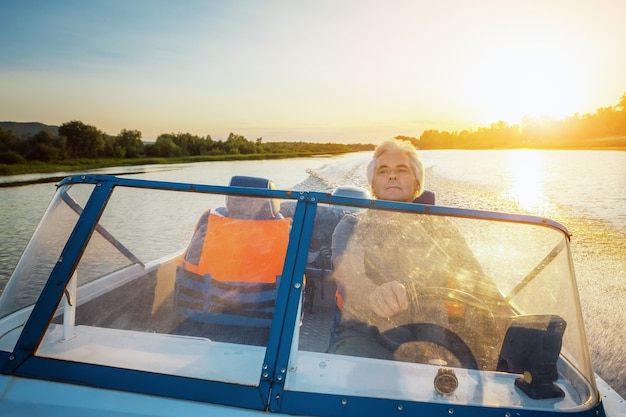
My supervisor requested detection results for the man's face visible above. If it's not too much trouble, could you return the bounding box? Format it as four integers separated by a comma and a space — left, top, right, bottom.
371, 150, 419, 202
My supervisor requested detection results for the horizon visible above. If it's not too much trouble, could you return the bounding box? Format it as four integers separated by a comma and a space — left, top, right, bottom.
1, 1, 625, 144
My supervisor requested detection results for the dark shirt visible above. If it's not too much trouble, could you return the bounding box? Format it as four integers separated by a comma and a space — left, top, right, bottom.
328, 209, 506, 361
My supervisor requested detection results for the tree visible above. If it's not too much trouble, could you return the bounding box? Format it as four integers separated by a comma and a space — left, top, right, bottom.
394, 136, 420, 148
149, 134, 183, 157
255, 137, 264, 153
617, 92, 626, 111
103, 136, 125, 158
224, 132, 257, 154
203, 135, 215, 151
58, 121, 105, 158
172, 132, 200, 156
0, 150, 26, 164
116, 129, 144, 158
0, 127, 23, 153
24, 131, 67, 162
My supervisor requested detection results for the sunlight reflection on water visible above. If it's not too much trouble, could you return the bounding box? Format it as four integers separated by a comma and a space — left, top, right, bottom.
505, 150, 551, 213
425, 150, 625, 231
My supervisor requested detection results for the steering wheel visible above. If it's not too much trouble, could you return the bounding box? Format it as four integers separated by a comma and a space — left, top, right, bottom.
375, 286, 499, 370
379, 322, 479, 369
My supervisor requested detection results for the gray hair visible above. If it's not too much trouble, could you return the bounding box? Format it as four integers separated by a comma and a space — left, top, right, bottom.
365, 139, 425, 199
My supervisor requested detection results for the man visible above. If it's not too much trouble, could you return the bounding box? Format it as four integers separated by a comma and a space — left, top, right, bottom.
328, 138, 433, 359
333, 139, 426, 320
328, 139, 504, 366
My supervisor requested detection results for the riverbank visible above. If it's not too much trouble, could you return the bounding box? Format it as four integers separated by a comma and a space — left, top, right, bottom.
0, 151, 354, 185
3, 142, 624, 178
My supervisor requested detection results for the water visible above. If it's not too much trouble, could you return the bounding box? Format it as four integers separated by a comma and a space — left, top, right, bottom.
0, 150, 624, 398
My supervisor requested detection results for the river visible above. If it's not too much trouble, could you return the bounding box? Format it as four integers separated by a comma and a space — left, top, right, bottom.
0, 149, 625, 397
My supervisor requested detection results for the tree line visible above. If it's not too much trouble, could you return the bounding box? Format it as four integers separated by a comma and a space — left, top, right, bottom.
400, 92, 626, 149
2, 92, 625, 165
0, 121, 372, 165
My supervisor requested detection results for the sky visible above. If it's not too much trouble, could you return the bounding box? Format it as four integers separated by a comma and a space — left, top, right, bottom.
1, 0, 626, 143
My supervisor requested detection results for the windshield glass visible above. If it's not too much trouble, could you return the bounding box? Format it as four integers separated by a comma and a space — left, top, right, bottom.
30, 184, 292, 386
0, 180, 599, 412
289, 203, 596, 411
0, 184, 93, 322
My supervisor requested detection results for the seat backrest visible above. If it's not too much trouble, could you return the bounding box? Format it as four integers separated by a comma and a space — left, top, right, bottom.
225, 175, 281, 219
331, 186, 371, 211
279, 186, 371, 254
413, 190, 436, 205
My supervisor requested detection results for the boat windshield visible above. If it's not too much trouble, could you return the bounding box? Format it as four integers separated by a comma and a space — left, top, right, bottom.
0, 179, 599, 413
0, 182, 294, 386
289, 202, 597, 411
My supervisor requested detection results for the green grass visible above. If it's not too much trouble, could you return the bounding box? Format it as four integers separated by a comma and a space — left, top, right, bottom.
0, 151, 351, 176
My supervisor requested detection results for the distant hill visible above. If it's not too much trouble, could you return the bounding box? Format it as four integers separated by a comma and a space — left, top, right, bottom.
0, 121, 59, 138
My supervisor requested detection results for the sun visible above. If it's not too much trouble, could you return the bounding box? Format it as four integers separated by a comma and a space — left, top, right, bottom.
469, 35, 585, 125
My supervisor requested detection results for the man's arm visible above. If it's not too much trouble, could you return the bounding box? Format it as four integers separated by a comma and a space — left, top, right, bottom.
333, 253, 409, 319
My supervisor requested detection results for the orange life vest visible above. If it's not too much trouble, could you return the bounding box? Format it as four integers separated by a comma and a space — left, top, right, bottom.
176, 210, 291, 327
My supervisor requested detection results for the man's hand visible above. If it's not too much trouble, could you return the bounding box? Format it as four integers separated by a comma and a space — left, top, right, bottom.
368, 281, 409, 318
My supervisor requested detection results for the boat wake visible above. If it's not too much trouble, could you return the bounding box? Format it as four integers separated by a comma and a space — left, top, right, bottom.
293, 151, 436, 194
293, 153, 371, 192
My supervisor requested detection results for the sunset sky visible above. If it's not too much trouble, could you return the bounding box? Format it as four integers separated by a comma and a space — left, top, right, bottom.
2, 0, 625, 143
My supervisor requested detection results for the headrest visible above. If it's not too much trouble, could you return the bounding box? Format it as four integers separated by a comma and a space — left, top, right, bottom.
225, 176, 281, 219
413, 190, 435, 205
331, 186, 372, 211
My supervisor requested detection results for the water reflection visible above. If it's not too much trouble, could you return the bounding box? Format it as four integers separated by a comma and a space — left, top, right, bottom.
506, 150, 549, 212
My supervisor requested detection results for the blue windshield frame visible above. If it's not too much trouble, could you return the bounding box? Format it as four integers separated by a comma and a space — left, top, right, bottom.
1, 174, 596, 417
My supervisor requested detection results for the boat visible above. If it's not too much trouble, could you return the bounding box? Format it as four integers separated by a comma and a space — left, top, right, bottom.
0, 174, 624, 416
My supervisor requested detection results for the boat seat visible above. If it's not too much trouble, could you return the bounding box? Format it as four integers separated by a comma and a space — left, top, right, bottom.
174, 176, 291, 345
279, 186, 371, 313
218, 175, 283, 220
413, 190, 436, 205
279, 201, 340, 313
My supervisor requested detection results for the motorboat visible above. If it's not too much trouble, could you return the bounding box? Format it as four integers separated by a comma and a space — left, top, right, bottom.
0, 174, 624, 416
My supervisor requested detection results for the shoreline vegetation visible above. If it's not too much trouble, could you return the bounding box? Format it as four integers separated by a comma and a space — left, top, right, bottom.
0, 151, 357, 187
2, 151, 356, 176
2, 132, 624, 180
0, 124, 374, 177
2, 93, 625, 177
